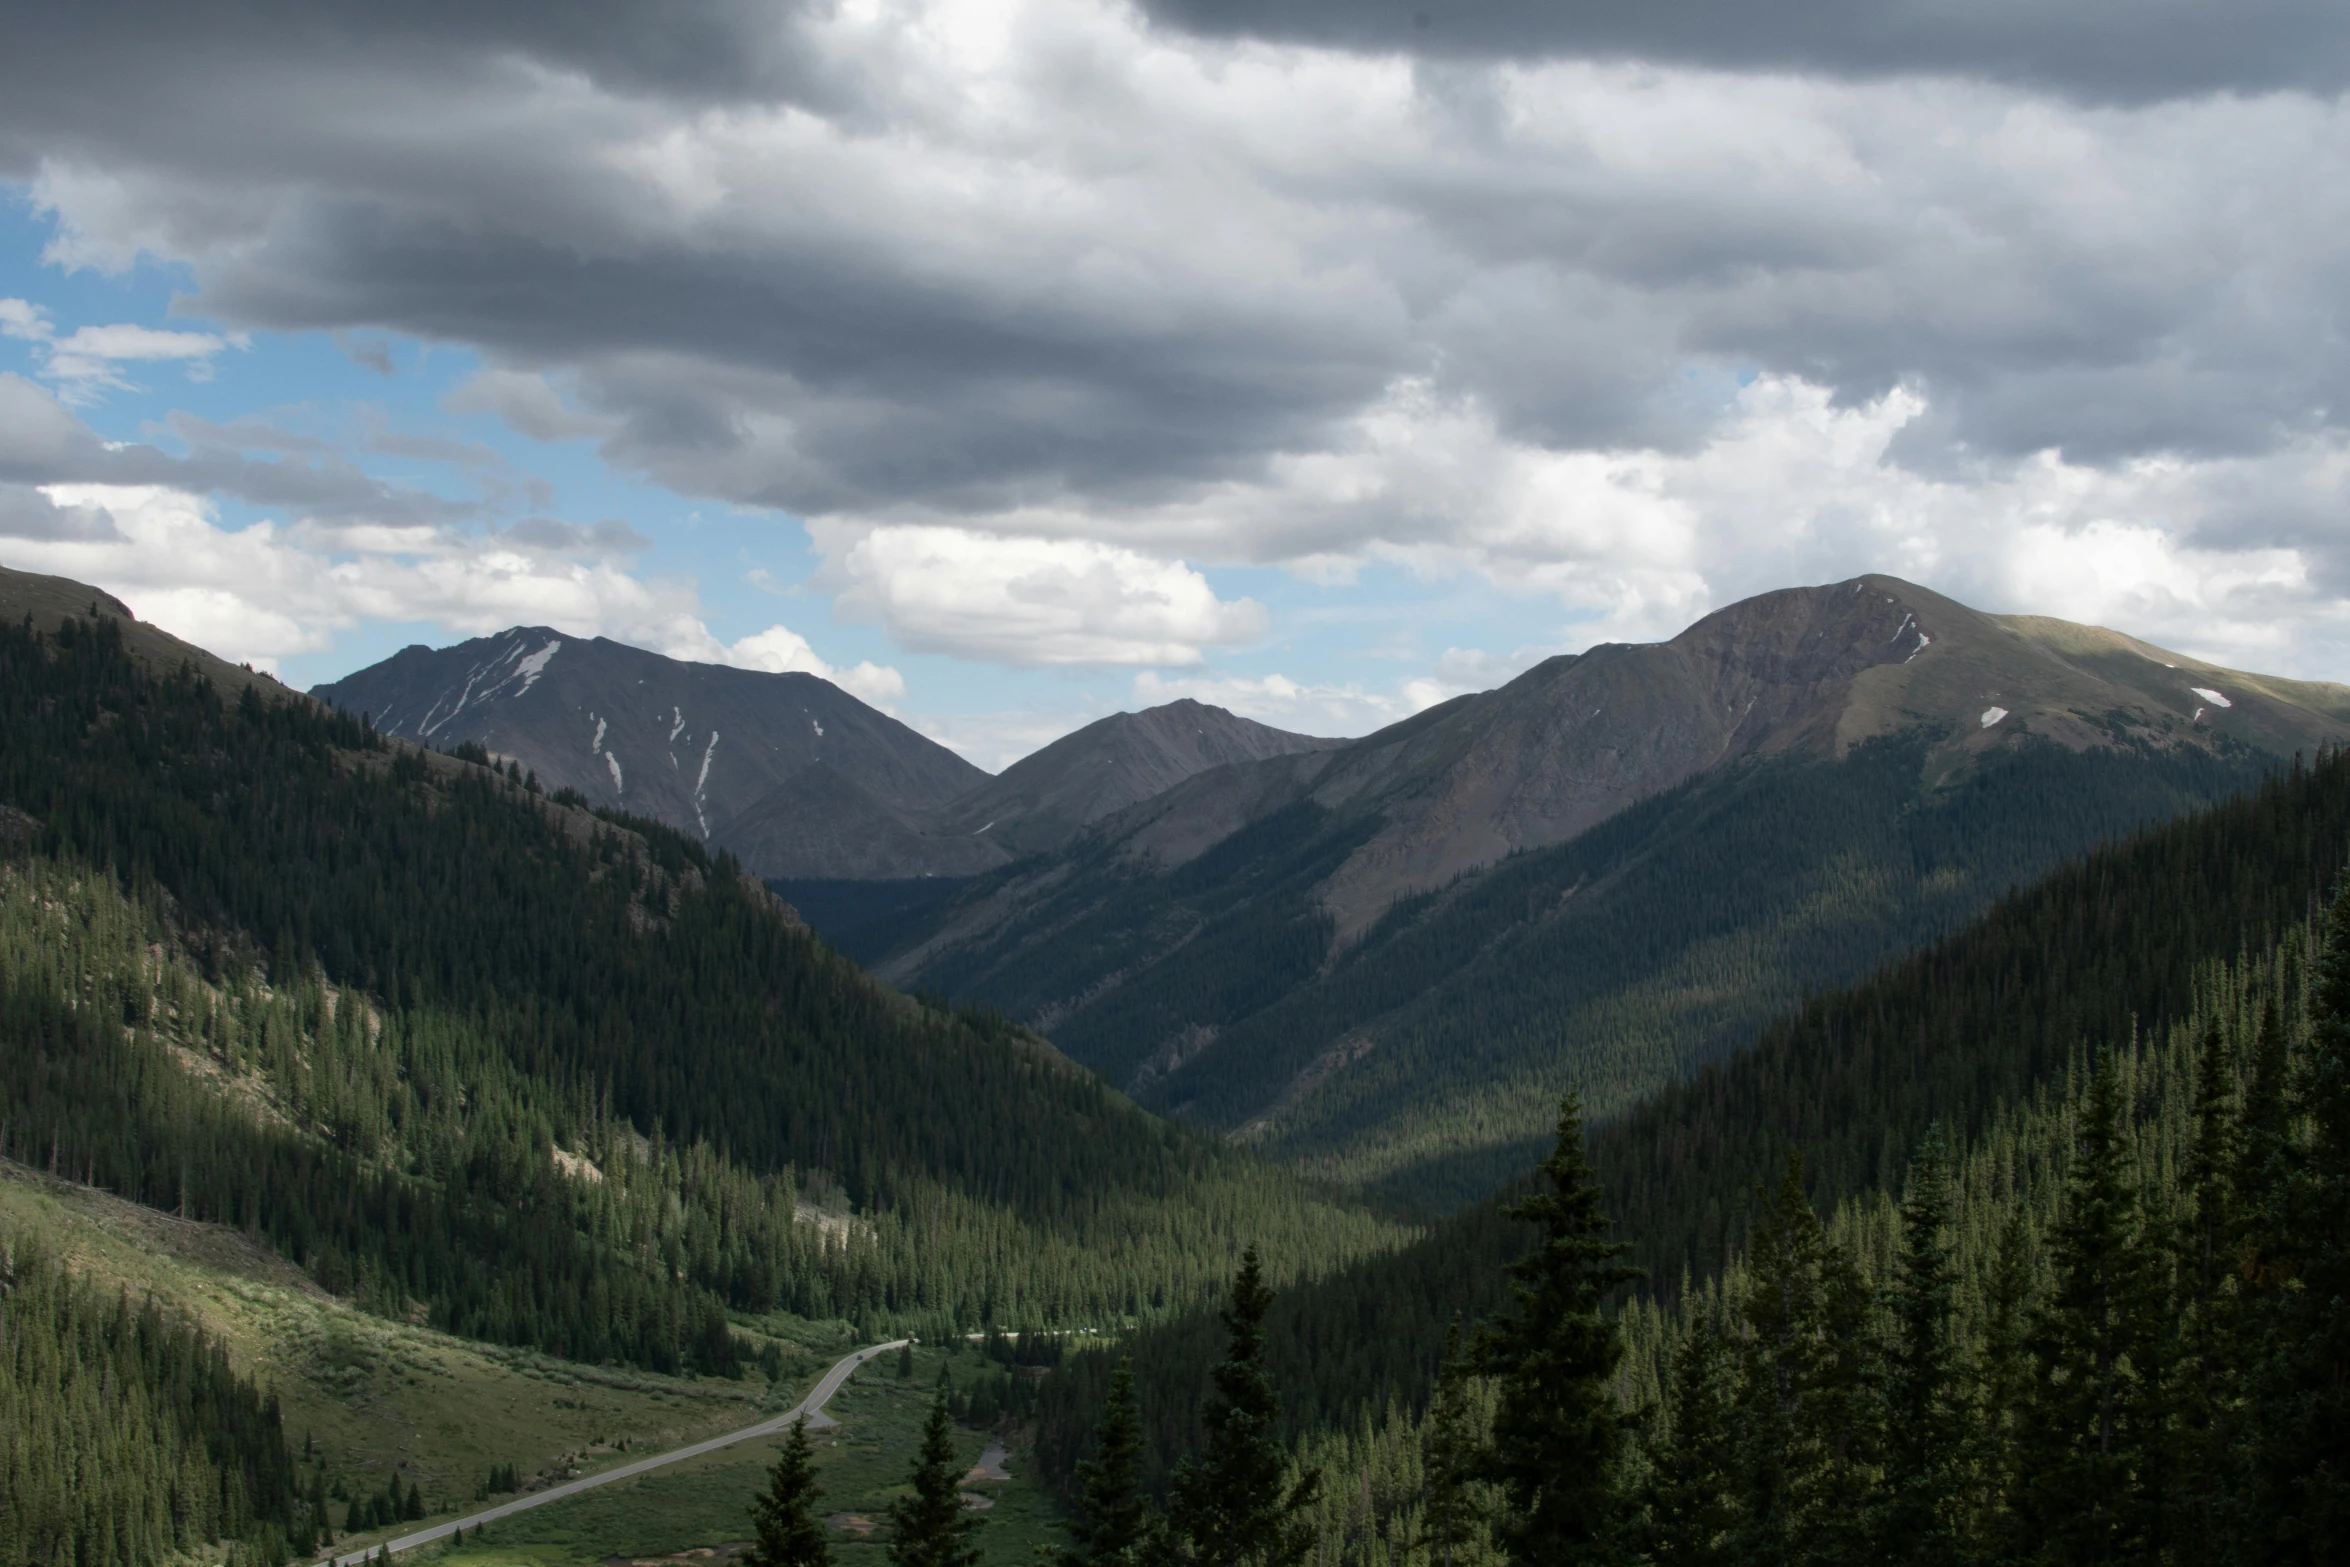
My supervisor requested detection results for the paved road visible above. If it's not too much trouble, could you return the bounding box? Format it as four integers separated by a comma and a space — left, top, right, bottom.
325, 1339, 910, 1565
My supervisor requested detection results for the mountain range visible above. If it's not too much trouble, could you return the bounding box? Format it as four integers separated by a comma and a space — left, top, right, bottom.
7, 555, 2346, 1567
310, 572, 2350, 1204
863, 575, 2350, 1200
312, 633, 1334, 879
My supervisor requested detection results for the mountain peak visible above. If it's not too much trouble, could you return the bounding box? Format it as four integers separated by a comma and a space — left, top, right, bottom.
922, 697, 1341, 860
312, 629, 984, 842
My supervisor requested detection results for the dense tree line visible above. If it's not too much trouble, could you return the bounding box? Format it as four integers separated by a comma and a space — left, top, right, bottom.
0, 613, 1401, 1374
0, 1229, 314, 1567
1050, 913, 2346, 1563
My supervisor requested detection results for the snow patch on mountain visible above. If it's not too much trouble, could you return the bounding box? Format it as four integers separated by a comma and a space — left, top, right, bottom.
513, 640, 560, 694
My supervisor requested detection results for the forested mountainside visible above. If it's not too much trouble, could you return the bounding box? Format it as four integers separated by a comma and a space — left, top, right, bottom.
877, 576, 2350, 1204
895, 732, 2275, 1207
0, 1229, 315, 1567
1033, 744, 2350, 1559
0, 602, 1404, 1381
309, 624, 986, 852
1072, 936, 2347, 1566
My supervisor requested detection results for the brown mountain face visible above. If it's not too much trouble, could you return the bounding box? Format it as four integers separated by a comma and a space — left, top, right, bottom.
1061, 574, 2350, 939
736, 698, 1339, 879
872, 575, 2350, 1202
929, 699, 1345, 860
717, 762, 1011, 881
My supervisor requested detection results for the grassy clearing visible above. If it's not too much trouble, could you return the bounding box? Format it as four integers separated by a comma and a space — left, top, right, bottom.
1, 1164, 1069, 1567
440, 1346, 1067, 1567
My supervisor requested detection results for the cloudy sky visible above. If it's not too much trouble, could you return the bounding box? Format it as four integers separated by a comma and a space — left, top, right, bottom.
1, 0, 2346, 768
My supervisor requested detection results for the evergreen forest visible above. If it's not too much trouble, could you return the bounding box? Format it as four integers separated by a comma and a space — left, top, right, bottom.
0, 1229, 313, 1567
1034, 748, 2350, 1566
0, 608, 1405, 1559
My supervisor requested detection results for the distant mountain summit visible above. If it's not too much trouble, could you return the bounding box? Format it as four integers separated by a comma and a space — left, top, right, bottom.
933, 699, 1347, 858
311, 628, 985, 842
724, 696, 1339, 880
312, 629, 1336, 880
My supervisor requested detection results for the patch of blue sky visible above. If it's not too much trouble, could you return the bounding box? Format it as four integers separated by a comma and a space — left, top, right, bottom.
0, 193, 1570, 748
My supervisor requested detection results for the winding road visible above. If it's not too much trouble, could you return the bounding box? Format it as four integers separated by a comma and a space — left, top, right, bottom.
325, 1339, 911, 1565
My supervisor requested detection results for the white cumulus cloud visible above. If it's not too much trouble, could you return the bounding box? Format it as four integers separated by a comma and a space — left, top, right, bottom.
822, 524, 1268, 667
708, 623, 907, 708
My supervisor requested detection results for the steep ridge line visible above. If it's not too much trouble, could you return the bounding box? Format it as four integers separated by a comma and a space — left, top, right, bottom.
879, 574, 2350, 1200
322, 1339, 912, 1566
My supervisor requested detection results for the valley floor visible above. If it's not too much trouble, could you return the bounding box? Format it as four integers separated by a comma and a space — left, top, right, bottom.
0, 1162, 1068, 1567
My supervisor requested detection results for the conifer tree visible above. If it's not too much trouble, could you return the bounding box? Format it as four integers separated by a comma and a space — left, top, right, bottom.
2173, 1014, 2241, 1556
2240, 890, 2350, 1562
1877, 1129, 1963, 1567
1973, 1206, 2034, 1555
2016, 1050, 2168, 1565
1727, 1155, 1872, 1567
745, 1416, 832, 1567
1472, 1094, 1643, 1567
1637, 1302, 1735, 1567
1059, 1360, 1154, 1567
889, 1392, 981, 1567
1165, 1248, 1321, 1567
1422, 1322, 1491, 1567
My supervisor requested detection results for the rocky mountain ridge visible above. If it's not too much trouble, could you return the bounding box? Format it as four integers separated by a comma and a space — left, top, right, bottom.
310, 629, 1337, 880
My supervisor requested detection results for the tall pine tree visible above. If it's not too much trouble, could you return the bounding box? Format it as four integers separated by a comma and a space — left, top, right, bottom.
745, 1416, 831, 1567
2241, 888, 2350, 1562
1877, 1129, 1964, 1567
1423, 1321, 1493, 1567
2172, 1014, 2241, 1559
1164, 1248, 1320, 1567
1727, 1155, 1874, 1567
1472, 1094, 1644, 1567
888, 1393, 981, 1567
1637, 1296, 1735, 1567
1974, 1205, 2035, 1555
1060, 1360, 1154, 1567
2016, 1049, 2169, 1565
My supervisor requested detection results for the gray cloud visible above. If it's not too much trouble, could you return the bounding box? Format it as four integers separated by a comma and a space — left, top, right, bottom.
0, 481, 121, 542
165, 412, 332, 457
2, 0, 2347, 603
499, 516, 652, 554
1141, 0, 2350, 105
1, 374, 472, 527
336, 332, 396, 375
